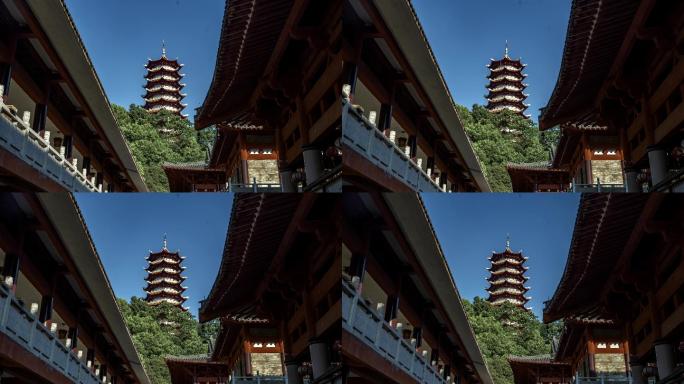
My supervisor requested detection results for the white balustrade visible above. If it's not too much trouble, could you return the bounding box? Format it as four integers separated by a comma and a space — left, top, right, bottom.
342, 96, 442, 192
0, 102, 101, 192
342, 280, 448, 384
0, 283, 105, 383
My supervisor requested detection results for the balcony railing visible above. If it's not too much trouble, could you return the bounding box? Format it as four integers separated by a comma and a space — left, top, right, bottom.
231, 376, 287, 384
0, 283, 104, 383
342, 280, 448, 384
650, 168, 684, 192
570, 183, 626, 193
342, 97, 444, 193
226, 180, 283, 193
574, 376, 631, 384
0, 98, 102, 192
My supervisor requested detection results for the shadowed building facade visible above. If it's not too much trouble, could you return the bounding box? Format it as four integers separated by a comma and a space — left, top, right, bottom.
200, 194, 343, 384
166, 0, 344, 193
0, 193, 150, 383
543, 194, 684, 384
0, 0, 146, 192
532, 0, 684, 193
341, 0, 490, 193
342, 193, 494, 384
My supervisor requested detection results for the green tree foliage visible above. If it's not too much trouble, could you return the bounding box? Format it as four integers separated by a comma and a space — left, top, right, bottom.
117, 297, 209, 384
456, 105, 560, 192
112, 105, 211, 192
463, 297, 562, 384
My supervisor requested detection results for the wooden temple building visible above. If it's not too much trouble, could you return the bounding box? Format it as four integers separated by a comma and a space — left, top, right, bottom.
486, 237, 531, 310
541, 193, 684, 384
0, 0, 146, 192
199, 193, 343, 384
530, 0, 684, 192
142, 46, 187, 119
165, 354, 230, 384
506, 162, 571, 193
342, 193, 493, 384
485, 45, 530, 118
508, 355, 572, 384
341, 0, 490, 193
143, 236, 188, 312
0, 193, 150, 383
166, 0, 344, 193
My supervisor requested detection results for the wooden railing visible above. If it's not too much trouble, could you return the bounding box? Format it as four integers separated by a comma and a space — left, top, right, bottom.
0, 92, 102, 192
0, 282, 104, 383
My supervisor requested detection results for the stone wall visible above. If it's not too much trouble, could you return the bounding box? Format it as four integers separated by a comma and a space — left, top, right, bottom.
247, 160, 280, 184
250, 352, 283, 376
591, 160, 624, 185
595, 353, 626, 375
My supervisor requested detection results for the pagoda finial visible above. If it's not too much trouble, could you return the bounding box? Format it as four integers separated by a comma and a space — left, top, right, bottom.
162, 40, 167, 58
505, 40, 509, 58
163, 233, 168, 250
506, 234, 511, 249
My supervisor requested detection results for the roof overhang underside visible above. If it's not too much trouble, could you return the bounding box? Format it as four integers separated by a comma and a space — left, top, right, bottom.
199, 194, 306, 323
543, 194, 650, 323
195, 0, 294, 129
539, 0, 641, 130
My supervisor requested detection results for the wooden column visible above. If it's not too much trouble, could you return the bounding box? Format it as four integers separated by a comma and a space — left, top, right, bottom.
378, 103, 392, 133
0, 33, 21, 97
349, 252, 367, 281
2, 252, 20, 291
384, 294, 399, 323
408, 136, 418, 158
38, 294, 53, 324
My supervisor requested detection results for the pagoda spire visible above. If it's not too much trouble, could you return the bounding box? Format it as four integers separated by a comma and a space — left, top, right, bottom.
143, 43, 188, 118
144, 236, 188, 311
486, 238, 531, 311
485, 43, 530, 119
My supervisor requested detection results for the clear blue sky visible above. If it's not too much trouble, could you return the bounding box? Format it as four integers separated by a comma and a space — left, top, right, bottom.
422, 194, 580, 318
412, 0, 572, 121
64, 0, 225, 118
63, 0, 571, 123
75, 193, 232, 317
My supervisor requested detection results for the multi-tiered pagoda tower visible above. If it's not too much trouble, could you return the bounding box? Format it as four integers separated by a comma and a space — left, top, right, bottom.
486, 237, 531, 310
486, 43, 530, 118
143, 44, 188, 118
144, 236, 188, 311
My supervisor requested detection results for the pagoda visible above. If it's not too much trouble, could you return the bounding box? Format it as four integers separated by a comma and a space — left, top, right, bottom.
144, 236, 189, 311
143, 43, 188, 118
486, 236, 531, 310
485, 43, 530, 118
